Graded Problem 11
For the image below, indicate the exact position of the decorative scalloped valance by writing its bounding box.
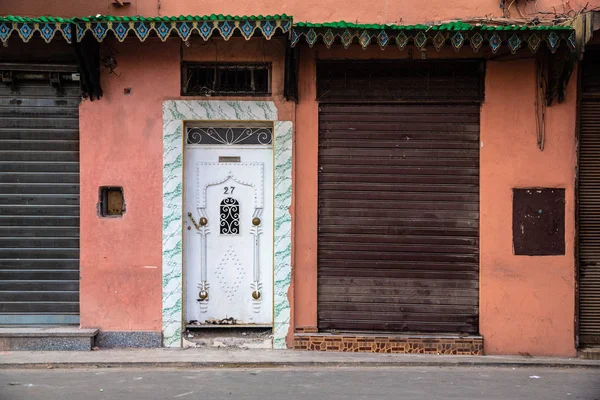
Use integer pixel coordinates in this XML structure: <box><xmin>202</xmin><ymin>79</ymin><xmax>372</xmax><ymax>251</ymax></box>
<box><xmin>291</xmin><ymin>21</ymin><xmax>576</xmax><ymax>54</ymax></box>
<box><xmin>0</xmin><ymin>15</ymin><xmax>576</xmax><ymax>54</ymax></box>
<box><xmin>0</xmin><ymin>15</ymin><xmax>292</xmax><ymax>45</ymax></box>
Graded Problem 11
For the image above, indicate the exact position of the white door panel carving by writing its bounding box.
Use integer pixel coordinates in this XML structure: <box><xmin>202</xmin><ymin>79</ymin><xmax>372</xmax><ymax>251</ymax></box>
<box><xmin>184</xmin><ymin>145</ymin><xmax>273</xmax><ymax>325</ymax></box>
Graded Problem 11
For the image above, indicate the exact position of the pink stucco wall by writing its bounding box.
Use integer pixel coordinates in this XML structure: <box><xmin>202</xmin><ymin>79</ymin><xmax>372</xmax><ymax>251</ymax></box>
<box><xmin>1</xmin><ymin>0</ymin><xmax>598</xmax><ymax>24</ymax></box>
<box><xmin>79</xmin><ymin>39</ymin><xmax>180</xmax><ymax>332</ymax></box>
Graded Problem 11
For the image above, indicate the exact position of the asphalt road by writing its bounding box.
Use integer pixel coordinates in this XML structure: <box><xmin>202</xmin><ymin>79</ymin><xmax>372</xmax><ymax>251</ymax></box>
<box><xmin>0</xmin><ymin>366</ymin><xmax>599</xmax><ymax>400</ymax></box>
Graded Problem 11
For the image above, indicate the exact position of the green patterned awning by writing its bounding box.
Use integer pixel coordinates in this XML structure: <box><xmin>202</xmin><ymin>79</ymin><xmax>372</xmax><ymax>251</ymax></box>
<box><xmin>0</xmin><ymin>15</ymin><xmax>575</xmax><ymax>54</ymax></box>
<box><xmin>0</xmin><ymin>14</ymin><xmax>292</xmax><ymax>44</ymax></box>
<box><xmin>291</xmin><ymin>21</ymin><xmax>576</xmax><ymax>54</ymax></box>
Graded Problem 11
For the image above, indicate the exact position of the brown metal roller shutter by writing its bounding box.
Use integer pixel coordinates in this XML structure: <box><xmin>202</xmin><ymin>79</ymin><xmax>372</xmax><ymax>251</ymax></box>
<box><xmin>0</xmin><ymin>68</ymin><xmax>81</xmax><ymax>325</ymax></box>
<box><xmin>317</xmin><ymin>64</ymin><xmax>481</xmax><ymax>333</ymax></box>
<box><xmin>579</xmin><ymin>51</ymin><xmax>600</xmax><ymax>345</ymax></box>
<box><xmin>317</xmin><ymin>60</ymin><xmax>484</xmax><ymax>103</ymax></box>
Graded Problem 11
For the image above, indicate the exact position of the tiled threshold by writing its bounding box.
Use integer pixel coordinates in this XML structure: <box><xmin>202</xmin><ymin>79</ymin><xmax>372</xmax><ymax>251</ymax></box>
<box><xmin>293</xmin><ymin>332</ymin><xmax>483</xmax><ymax>355</ymax></box>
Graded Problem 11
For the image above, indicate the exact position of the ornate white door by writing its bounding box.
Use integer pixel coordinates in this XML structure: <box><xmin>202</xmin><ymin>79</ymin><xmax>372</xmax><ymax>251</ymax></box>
<box><xmin>184</xmin><ymin>124</ymin><xmax>273</xmax><ymax>326</ymax></box>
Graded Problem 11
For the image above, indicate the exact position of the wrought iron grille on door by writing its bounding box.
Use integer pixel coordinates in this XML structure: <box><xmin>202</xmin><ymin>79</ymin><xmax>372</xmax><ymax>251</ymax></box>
<box><xmin>186</xmin><ymin>126</ymin><xmax>273</xmax><ymax>145</ymax></box>
<box><xmin>220</xmin><ymin>198</ymin><xmax>240</xmax><ymax>235</ymax></box>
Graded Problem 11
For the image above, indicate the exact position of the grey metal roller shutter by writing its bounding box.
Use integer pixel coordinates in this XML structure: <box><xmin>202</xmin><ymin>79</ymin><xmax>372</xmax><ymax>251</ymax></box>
<box><xmin>579</xmin><ymin>52</ymin><xmax>600</xmax><ymax>345</ymax></box>
<box><xmin>0</xmin><ymin>69</ymin><xmax>80</xmax><ymax>325</ymax></box>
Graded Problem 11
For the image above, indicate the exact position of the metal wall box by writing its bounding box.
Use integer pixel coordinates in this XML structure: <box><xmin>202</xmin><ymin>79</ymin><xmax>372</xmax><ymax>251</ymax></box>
<box><xmin>512</xmin><ymin>188</ymin><xmax>565</xmax><ymax>256</ymax></box>
<box><xmin>98</xmin><ymin>186</ymin><xmax>125</xmax><ymax>217</ymax></box>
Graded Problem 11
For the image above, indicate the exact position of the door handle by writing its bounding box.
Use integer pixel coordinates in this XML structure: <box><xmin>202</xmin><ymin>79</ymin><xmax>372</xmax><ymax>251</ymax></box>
<box><xmin>188</xmin><ymin>212</ymin><xmax>208</xmax><ymax>229</ymax></box>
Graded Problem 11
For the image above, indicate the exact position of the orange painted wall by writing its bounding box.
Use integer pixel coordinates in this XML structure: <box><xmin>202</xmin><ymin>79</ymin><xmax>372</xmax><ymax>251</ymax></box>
<box><xmin>479</xmin><ymin>60</ymin><xmax>576</xmax><ymax>356</ymax></box>
<box><xmin>1</xmin><ymin>0</ymin><xmax>598</xmax><ymax>25</ymax></box>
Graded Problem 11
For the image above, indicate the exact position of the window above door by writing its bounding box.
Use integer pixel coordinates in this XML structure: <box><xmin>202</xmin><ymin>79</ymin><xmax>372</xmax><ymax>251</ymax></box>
<box><xmin>181</xmin><ymin>62</ymin><xmax>272</xmax><ymax>97</ymax></box>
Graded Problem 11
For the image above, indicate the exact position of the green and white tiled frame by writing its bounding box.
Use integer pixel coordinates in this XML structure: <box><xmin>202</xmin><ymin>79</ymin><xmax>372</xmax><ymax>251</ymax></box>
<box><xmin>162</xmin><ymin>100</ymin><xmax>292</xmax><ymax>348</ymax></box>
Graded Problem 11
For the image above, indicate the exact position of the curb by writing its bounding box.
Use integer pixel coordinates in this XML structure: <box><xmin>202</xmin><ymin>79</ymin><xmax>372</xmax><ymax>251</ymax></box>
<box><xmin>2</xmin><ymin>360</ymin><xmax>600</xmax><ymax>369</ymax></box>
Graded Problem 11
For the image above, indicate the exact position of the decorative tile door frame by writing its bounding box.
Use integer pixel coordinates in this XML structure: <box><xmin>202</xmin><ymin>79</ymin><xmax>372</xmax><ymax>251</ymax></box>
<box><xmin>162</xmin><ymin>100</ymin><xmax>292</xmax><ymax>348</ymax></box>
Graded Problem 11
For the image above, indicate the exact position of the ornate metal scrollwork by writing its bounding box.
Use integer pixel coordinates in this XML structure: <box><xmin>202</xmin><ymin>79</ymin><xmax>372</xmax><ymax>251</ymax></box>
<box><xmin>187</xmin><ymin>127</ymin><xmax>273</xmax><ymax>145</ymax></box>
<box><xmin>220</xmin><ymin>197</ymin><xmax>240</xmax><ymax>235</ymax></box>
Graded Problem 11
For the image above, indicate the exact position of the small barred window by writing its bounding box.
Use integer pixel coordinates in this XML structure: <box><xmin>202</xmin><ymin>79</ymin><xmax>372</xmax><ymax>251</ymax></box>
<box><xmin>182</xmin><ymin>63</ymin><xmax>271</xmax><ymax>96</ymax></box>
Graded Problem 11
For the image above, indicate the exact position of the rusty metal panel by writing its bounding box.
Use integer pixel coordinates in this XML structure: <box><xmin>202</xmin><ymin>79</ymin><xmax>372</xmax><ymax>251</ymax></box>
<box><xmin>317</xmin><ymin>103</ymin><xmax>480</xmax><ymax>333</ymax></box>
<box><xmin>579</xmin><ymin>55</ymin><xmax>600</xmax><ymax>343</ymax></box>
<box><xmin>0</xmin><ymin>70</ymin><xmax>80</xmax><ymax>325</ymax></box>
<box><xmin>512</xmin><ymin>188</ymin><xmax>565</xmax><ymax>256</ymax></box>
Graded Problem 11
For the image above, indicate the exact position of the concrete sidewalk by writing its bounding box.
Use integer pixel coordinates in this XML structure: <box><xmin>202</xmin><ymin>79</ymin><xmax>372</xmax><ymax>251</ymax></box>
<box><xmin>1</xmin><ymin>348</ymin><xmax>600</xmax><ymax>369</ymax></box>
